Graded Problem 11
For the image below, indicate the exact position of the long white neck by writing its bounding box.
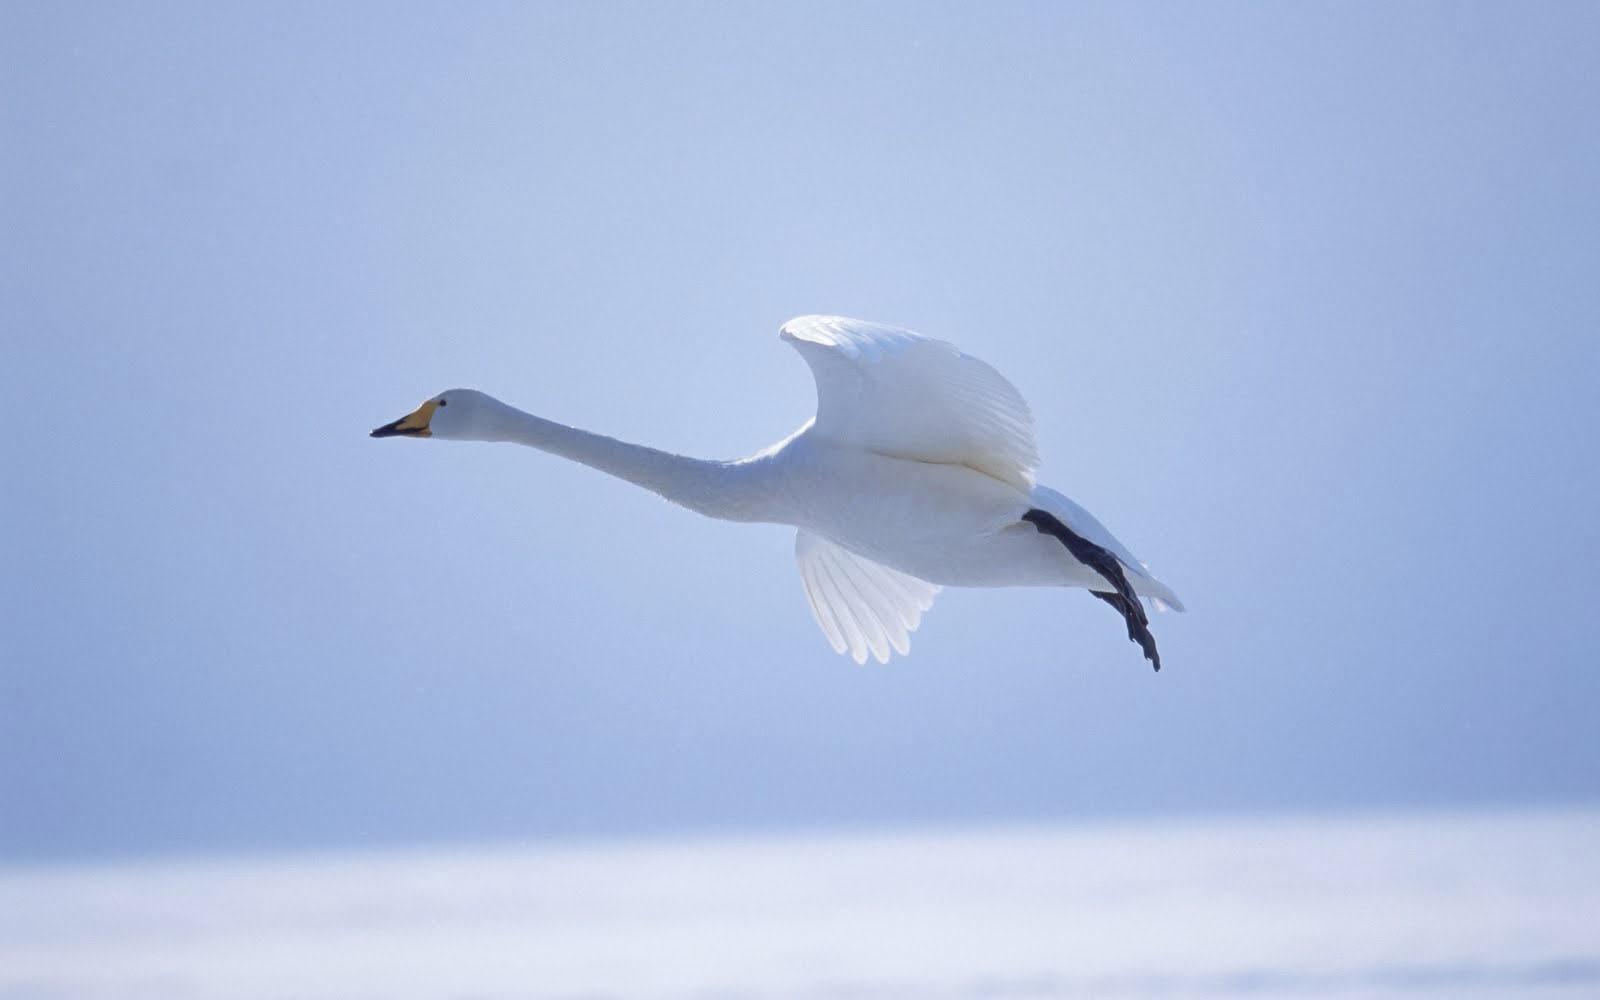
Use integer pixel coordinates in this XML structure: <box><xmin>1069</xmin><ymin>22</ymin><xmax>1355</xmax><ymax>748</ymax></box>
<box><xmin>468</xmin><ymin>398</ymin><xmax>776</xmax><ymax>523</ymax></box>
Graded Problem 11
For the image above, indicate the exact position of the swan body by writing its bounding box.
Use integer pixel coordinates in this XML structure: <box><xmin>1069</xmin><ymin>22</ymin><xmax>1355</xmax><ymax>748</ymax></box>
<box><xmin>372</xmin><ymin>316</ymin><xmax>1183</xmax><ymax>668</ymax></box>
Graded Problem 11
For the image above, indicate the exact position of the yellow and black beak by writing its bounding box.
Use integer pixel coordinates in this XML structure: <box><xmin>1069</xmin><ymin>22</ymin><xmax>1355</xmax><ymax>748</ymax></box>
<box><xmin>370</xmin><ymin>399</ymin><xmax>437</xmax><ymax>438</ymax></box>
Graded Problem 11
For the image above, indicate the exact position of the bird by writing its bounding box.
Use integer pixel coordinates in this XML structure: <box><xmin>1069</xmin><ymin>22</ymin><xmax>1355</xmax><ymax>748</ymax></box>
<box><xmin>372</xmin><ymin>315</ymin><xmax>1183</xmax><ymax>669</ymax></box>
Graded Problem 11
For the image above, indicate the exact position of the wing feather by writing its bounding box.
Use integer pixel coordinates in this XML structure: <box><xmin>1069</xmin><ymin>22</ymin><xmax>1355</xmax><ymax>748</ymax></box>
<box><xmin>799</xmin><ymin>563</ymin><xmax>849</xmax><ymax>656</ymax></box>
<box><xmin>795</xmin><ymin>530</ymin><xmax>942</xmax><ymax>664</ymax></box>
<box><xmin>829</xmin><ymin>548</ymin><xmax>904</xmax><ymax>659</ymax></box>
<box><xmin>818</xmin><ymin>550</ymin><xmax>888</xmax><ymax>664</ymax></box>
<box><xmin>780</xmin><ymin>315</ymin><xmax>1040</xmax><ymax>492</ymax></box>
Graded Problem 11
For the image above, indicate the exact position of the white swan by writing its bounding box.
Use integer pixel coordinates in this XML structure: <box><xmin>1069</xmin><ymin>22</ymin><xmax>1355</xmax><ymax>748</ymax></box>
<box><xmin>372</xmin><ymin>316</ymin><xmax>1184</xmax><ymax>669</ymax></box>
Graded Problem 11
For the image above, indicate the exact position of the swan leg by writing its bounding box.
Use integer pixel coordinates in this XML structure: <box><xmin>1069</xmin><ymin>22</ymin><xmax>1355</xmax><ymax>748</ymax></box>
<box><xmin>1021</xmin><ymin>509</ymin><xmax>1162</xmax><ymax>672</ymax></box>
<box><xmin>1090</xmin><ymin>591</ymin><xmax>1162</xmax><ymax>671</ymax></box>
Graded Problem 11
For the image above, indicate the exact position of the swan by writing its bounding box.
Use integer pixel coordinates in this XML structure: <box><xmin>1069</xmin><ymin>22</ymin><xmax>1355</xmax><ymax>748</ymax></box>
<box><xmin>372</xmin><ymin>316</ymin><xmax>1184</xmax><ymax>669</ymax></box>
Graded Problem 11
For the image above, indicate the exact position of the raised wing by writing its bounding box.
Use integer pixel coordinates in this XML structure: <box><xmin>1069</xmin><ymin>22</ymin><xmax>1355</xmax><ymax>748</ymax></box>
<box><xmin>795</xmin><ymin>530</ymin><xmax>942</xmax><ymax>664</ymax></box>
<box><xmin>780</xmin><ymin>315</ymin><xmax>1040</xmax><ymax>492</ymax></box>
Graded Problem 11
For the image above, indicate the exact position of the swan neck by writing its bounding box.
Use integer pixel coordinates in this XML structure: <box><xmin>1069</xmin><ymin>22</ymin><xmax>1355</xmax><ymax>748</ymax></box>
<box><xmin>484</xmin><ymin>402</ymin><xmax>771</xmax><ymax>522</ymax></box>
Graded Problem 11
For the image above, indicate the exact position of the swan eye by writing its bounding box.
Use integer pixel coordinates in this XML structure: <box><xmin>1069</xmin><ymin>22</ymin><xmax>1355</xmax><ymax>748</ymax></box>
<box><xmin>438</xmin><ymin>399</ymin><xmax>448</xmax><ymax>407</ymax></box>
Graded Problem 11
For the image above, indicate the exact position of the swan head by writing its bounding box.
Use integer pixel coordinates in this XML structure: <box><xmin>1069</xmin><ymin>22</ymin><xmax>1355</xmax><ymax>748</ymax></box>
<box><xmin>370</xmin><ymin>389</ymin><xmax>505</xmax><ymax>442</ymax></box>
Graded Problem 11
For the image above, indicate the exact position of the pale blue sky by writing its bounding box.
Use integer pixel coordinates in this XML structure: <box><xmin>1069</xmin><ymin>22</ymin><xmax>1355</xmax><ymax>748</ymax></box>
<box><xmin>4</xmin><ymin>2</ymin><xmax>1598</xmax><ymax>860</ymax></box>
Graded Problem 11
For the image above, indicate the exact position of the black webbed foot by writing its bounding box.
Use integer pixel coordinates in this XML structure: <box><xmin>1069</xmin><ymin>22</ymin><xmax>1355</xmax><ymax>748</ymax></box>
<box><xmin>1092</xmin><ymin>591</ymin><xmax>1162</xmax><ymax>671</ymax></box>
<box><xmin>1022</xmin><ymin>508</ymin><xmax>1162</xmax><ymax>671</ymax></box>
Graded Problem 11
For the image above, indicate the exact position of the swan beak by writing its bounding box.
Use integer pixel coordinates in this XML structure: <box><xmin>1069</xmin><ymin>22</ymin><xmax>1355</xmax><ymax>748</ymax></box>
<box><xmin>371</xmin><ymin>399</ymin><xmax>437</xmax><ymax>438</ymax></box>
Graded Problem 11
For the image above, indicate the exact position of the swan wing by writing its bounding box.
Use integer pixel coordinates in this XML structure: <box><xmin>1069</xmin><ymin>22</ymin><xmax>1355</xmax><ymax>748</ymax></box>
<box><xmin>795</xmin><ymin>530</ymin><xmax>942</xmax><ymax>664</ymax></box>
<box><xmin>780</xmin><ymin>315</ymin><xmax>1040</xmax><ymax>492</ymax></box>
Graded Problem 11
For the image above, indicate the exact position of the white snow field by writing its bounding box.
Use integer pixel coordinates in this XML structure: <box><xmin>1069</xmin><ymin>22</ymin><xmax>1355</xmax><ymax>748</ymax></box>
<box><xmin>2</xmin><ymin>808</ymin><xmax>1597</xmax><ymax>1000</ymax></box>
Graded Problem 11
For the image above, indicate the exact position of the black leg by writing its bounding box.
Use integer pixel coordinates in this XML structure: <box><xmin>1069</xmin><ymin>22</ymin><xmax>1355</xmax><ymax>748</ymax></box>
<box><xmin>1091</xmin><ymin>591</ymin><xmax>1162</xmax><ymax>671</ymax></box>
<box><xmin>1022</xmin><ymin>509</ymin><xmax>1162</xmax><ymax>672</ymax></box>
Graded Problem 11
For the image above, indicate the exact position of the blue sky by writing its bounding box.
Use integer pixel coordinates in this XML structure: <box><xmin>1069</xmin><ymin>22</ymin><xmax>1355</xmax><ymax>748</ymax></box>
<box><xmin>4</xmin><ymin>2</ymin><xmax>1598</xmax><ymax>860</ymax></box>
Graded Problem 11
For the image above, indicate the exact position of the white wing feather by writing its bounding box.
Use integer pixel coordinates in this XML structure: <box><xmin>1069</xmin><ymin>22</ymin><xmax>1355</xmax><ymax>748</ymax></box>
<box><xmin>795</xmin><ymin>530</ymin><xmax>942</xmax><ymax>664</ymax></box>
<box><xmin>780</xmin><ymin>315</ymin><xmax>1040</xmax><ymax>493</ymax></box>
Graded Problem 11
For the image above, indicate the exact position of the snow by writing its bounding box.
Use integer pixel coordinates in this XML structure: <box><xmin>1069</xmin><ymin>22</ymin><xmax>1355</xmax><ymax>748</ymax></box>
<box><xmin>2</xmin><ymin>808</ymin><xmax>1597</xmax><ymax>999</ymax></box>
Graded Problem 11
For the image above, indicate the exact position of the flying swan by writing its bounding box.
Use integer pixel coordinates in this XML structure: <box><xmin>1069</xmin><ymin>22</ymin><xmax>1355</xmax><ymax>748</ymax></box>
<box><xmin>372</xmin><ymin>316</ymin><xmax>1183</xmax><ymax>669</ymax></box>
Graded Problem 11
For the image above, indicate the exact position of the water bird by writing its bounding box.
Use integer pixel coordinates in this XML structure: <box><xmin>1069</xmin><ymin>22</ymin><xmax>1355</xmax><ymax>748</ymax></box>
<box><xmin>372</xmin><ymin>316</ymin><xmax>1183</xmax><ymax>668</ymax></box>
